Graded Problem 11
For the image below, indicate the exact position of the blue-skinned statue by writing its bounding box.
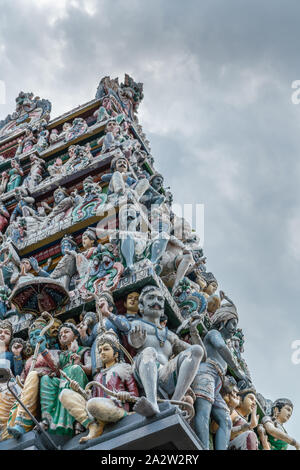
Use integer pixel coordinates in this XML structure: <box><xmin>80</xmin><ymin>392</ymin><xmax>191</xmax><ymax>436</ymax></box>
<box><xmin>192</xmin><ymin>294</ymin><xmax>250</xmax><ymax>450</ymax></box>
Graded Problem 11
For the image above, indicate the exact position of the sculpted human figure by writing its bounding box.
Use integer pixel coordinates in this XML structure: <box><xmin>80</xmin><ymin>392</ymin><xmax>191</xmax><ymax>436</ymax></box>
<box><xmin>5</xmin><ymin>315</ymin><xmax>59</xmax><ymax>439</ymax></box>
<box><xmin>10</xmin><ymin>257</ymin><xmax>49</xmax><ymax>288</ymax></box>
<box><xmin>118</xmin><ymin>285</ymin><xmax>204</xmax><ymax>417</ymax></box>
<box><xmin>39</xmin><ymin>322</ymin><xmax>91</xmax><ymax>436</ymax></box>
<box><xmin>23</xmin><ymin>153</ymin><xmax>45</xmax><ymax>189</ymax></box>
<box><xmin>9</xmin><ymin>188</ymin><xmax>37</xmax><ymax>224</ymax></box>
<box><xmin>257</xmin><ymin>398</ymin><xmax>300</xmax><ymax>450</ymax></box>
<box><xmin>78</xmin><ymin>292</ymin><xmax>131</xmax><ymax>377</ymax></box>
<box><xmin>0</xmin><ymin>203</ymin><xmax>9</xmax><ymax>234</ymax></box>
<box><xmin>159</xmin><ymin>215</ymin><xmax>198</xmax><ymax>293</ymax></box>
<box><xmin>228</xmin><ymin>388</ymin><xmax>259</xmax><ymax>450</ymax></box>
<box><xmin>101</xmin><ymin>153</ymin><xmax>149</xmax><ymax>205</ymax></box>
<box><xmin>192</xmin><ymin>298</ymin><xmax>249</xmax><ymax>450</ymax></box>
<box><xmin>59</xmin><ymin>330</ymin><xmax>139</xmax><ymax>443</ymax></box>
<box><xmin>41</xmin><ymin>187</ymin><xmax>74</xmax><ymax>225</ymax></box>
<box><xmin>6</xmin><ymin>160</ymin><xmax>24</xmax><ymax>192</ymax></box>
<box><xmin>50</xmin><ymin>235</ymin><xmax>78</xmax><ymax>290</ymax></box>
<box><xmin>0</xmin><ymin>321</ymin><xmax>24</xmax><ymax>440</ymax></box>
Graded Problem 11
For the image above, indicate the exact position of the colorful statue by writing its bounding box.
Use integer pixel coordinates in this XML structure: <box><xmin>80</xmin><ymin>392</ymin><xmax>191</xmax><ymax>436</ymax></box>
<box><xmin>192</xmin><ymin>297</ymin><xmax>249</xmax><ymax>450</ymax></box>
<box><xmin>6</xmin><ymin>160</ymin><xmax>24</xmax><ymax>192</ymax></box>
<box><xmin>5</xmin><ymin>314</ymin><xmax>57</xmax><ymax>439</ymax></box>
<box><xmin>0</xmin><ymin>204</ymin><xmax>9</xmax><ymax>234</ymax></box>
<box><xmin>228</xmin><ymin>388</ymin><xmax>259</xmax><ymax>450</ymax></box>
<box><xmin>39</xmin><ymin>322</ymin><xmax>91</xmax><ymax>436</ymax></box>
<box><xmin>79</xmin><ymin>292</ymin><xmax>131</xmax><ymax>376</ymax></box>
<box><xmin>0</xmin><ymin>320</ymin><xmax>24</xmax><ymax>441</ymax></box>
<box><xmin>64</xmin><ymin>117</ymin><xmax>88</xmax><ymax>143</ymax></box>
<box><xmin>50</xmin><ymin>235</ymin><xmax>78</xmax><ymax>290</ymax></box>
<box><xmin>120</xmin><ymin>285</ymin><xmax>204</xmax><ymax>417</ymax></box>
<box><xmin>59</xmin><ymin>329</ymin><xmax>139</xmax><ymax>443</ymax></box>
<box><xmin>63</xmin><ymin>144</ymin><xmax>93</xmax><ymax>174</ymax></box>
<box><xmin>257</xmin><ymin>398</ymin><xmax>300</xmax><ymax>450</ymax></box>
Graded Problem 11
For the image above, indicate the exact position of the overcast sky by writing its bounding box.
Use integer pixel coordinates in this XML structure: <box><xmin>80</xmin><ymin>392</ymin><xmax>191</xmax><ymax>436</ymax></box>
<box><xmin>0</xmin><ymin>0</ymin><xmax>299</xmax><ymax>440</ymax></box>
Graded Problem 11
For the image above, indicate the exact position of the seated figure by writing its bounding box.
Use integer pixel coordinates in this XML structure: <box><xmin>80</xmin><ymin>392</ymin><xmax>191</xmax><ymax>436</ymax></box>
<box><xmin>59</xmin><ymin>329</ymin><xmax>139</xmax><ymax>443</ymax></box>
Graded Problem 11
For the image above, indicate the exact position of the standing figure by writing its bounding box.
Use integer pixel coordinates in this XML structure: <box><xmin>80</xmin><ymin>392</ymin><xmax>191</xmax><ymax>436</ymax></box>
<box><xmin>5</xmin><ymin>315</ymin><xmax>59</xmax><ymax>439</ymax></box>
<box><xmin>78</xmin><ymin>292</ymin><xmax>131</xmax><ymax>377</ymax></box>
<box><xmin>192</xmin><ymin>299</ymin><xmax>249</xmax><ymax>450</ymax></box>
<box><xmin>39</xmin><ymin>322</ymin><xmax>91</xmax><ymax>436</ymax></box>
<box><xmin>50</xmin><ymin>235</ymin><xmax>78</xmax><ymax>290</ymax></box>
<box><xmin>7</xmin><ymin>160</ymin><xmax>24</xmax><ymax>192</ymax></box>
<box><xmin>0</xmin><ymin>320</ymin><xmax>24</xmax><ymax>441</ymax></box>
<box><xmin>257</xmin><ymin>398</ymin><xmax>300</xmax><ymax>450</ymax></box>
<box><xmin>59</xmin><ymin>330</ymin><xmax>139</xmax><ymax>443</ymax></box>
<box><xmin>23</xmin><ymin>154</ymin><xmax>45</xmax><ymax>190</ymax></box>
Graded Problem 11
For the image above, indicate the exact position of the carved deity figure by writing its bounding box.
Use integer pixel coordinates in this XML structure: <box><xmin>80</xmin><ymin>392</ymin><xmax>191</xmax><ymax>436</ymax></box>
<box><xmin>117</xmin><ymin>285</ymin><xmax>204</xmax><ymax>417</ymax></box>
<box><xmin>5</xmin><ymin>315</ymin><xmax>59</xmax><ymax>439</ymax></box>
<box><xmin>0</xmin><ymin>320</ymin><xmax>24</xmax><ymax>441</ymax></box>
<box><xmin>228</xmin><ymin>388</ymin><xmax>259</xmax><ymax>450</ymax></box>
<box><xmin>59</xmin><ymin>330</ymin><xmax>139</xmax><ymax>443</ymax></box>
<box><xmin>257</xmin><ymin>398</ymin><xmax>300</xmax><ymax>450</ymax></box>
<box><xmin>192</xmin><ymin>298</ymin><xmax>249</xmax><ymax>450</ymax></box>
<box><xmin>39</xmin><ymin>322</ymin><xmax>91</xmax><ymax>436</ymax></box>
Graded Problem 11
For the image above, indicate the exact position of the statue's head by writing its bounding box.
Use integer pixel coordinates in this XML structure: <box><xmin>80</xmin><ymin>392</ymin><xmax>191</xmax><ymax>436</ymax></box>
<box><xmin>96</xmin><ymin>330</ymin><xmax>121</xmax><ymax>367</ymax></box>
<box><xmin>0</xmin><ymin>320</ymin><xmax>13</xmax><ymax>349</ymax></box>
<box><xmin>58</xmin><ymin>322</ymin><xmax>79</xmax><ymax>348</ymax></box>
<box><xmin>82</xmin><ymin>228</ymin><xmax>97</xmax><ymax>249</ymax></box>
<box><xmin>111</xmin><ymin>155</ymin><xmax>128</xmax><ymax>173</ymax></box>
<box><xmin>20</xmin><ymin>258</ymin><xmax>32</xmax><ymax>273</ymax></box>
<box><xmin>54</xmin><ymin>187</ymin><xmax>68</xmax><ymax>204</ymax></box>
<box><xmin>48</xmin><ymin>318</ymin><xmax>62</xmax><ymax>338</ymax></box>
<box><xmin>272</xmin><ymin>398</ymin><xmax>294</xmax><ymax>424</ymax></box>
<box><xmin>221</xmin><ymin>376</ymin><xmax>240</xmax><ymax>409</ymax></box>
<box><xmin>150</xmin><ymin>173</ymin><xmax>164</xmax><ymax>191</ymax></box>
<box><xmin>124</xmin><ymin>291</ymin><xmax>140</xmax><ymax>315</ymax></box>
<box><xmin>211</xmin><ymin>299</ymin><xmax>238</xmax><ymax>340</ymax></box>
<box><xmin>139</xmin><ymin>285</ymin><xmax>165</xmax><ymax>320</ymax></box>
<box><xmin>238</xmin><ymin>389</ymin><xmax>257</xmax><ymax>416</ymax></box>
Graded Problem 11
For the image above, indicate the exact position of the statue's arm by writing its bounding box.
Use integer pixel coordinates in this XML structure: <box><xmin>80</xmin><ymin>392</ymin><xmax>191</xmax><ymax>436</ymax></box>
<box><xmin>263</xmin><ymin>419</ymin><xmax>300</xmax><ymax>448</ymax></box>
<box><xmin>107</xmin><ymin>313</ymin><xmax>131</xmax><ymax>334</ymax></box>
<box><xmin>208</xmin><ymin>331</ymin><xmax>243</xmax><ymax>376</ymax></box>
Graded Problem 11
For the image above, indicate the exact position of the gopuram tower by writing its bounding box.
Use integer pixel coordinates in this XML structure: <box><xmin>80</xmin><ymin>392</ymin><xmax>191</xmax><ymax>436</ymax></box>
<box><xmin>0</xmin><ymin>75</ymin><xmax>297</xmax><ymax>451</ymax></box>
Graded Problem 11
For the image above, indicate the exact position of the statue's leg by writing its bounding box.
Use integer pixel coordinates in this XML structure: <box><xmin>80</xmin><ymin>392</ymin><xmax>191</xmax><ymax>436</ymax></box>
<box><xmin>59</xmin><ymin>389</ymin><xmax>91</xmax><ymax>428</ymax></box>
<box><xmin>172</xmin><ymin>252</ymin><xmax>194</xmax><ymax>292</ymax></box>
<box><xmin>120</xmin><ymin>236</ymin><xmax>135</xmax><ymax>271</ymax></box>
<box><xmin>150</xmin><ymin>236</ymin><xmax>169</xmax><ymax>266</ymax></box>
<box><xmin>111</xmin><ymin>171</ymin><xmax>126</xmax><ymax>195</ymax></box>
<box><xmin>6</xmin><ymin>371</ymin><xmax>39</xmax><ymax>439</ymax></box>
<box><xmin>211</xmin><ymin>406</ymin><xmax>232</xmax><ymax>450</ymax></box>
<box><xmin>0</xmin><ymin>389</ymin><xmax>16</xmax><ymax>441</ymax></box>
<box><xmin>134</xmin><ymin>179</ymin><xmax>150</xmax><ymax>199</ymax></box>
<box><xmin>160</xmin><ymin>345</ymin><xmax>203</xmax><ymax>402</ymax></box>
<box><xmin>59</xmin><ymin>389</ymin><xmax>105</xmax><ymax>444</ymax></box>
<box><xmin>134</xmin><ymin>347</ymin><xmax>160</xmax><ymax>416</ymax></box>
<box><xmin>194</xmin><ymin>397</ymin><xmax>212</xmax><ymax>450</ymax></box>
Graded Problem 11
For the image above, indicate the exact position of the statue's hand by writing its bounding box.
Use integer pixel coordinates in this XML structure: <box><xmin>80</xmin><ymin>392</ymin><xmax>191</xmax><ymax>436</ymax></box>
<box><xmin>12</xmin><ymin>342</ymin><xmax>23</xmax><ymax>357</ymax></box>
<box><xmin>29</xmin><ymin>256</ymin><xmax>39</xmax><ymax>272</ymax></box>
<box><xmin>129</xmin><ymin>325</ymin><xmax>147</xmax><ymax>349</ymax></box>
<box><xmin>77</xmin><ymin>322</ymin><xmax>88</xmax><ymax>338</ymax></box>
<box><xmin>36</xmin><ymin>335</ymin><xmax>47</xmax><ymax>352</ymax></box>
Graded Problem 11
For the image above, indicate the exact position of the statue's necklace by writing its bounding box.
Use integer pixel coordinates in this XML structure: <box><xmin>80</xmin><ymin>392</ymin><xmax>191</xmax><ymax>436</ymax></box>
<box><xmin>140</xmin><ymin>319</ymin><xmax>168</xmax><ymax>347</ymax></box>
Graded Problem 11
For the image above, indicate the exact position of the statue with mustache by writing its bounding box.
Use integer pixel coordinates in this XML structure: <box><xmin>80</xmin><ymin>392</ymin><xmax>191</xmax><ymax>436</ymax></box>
<box><xmin>124</xmin><ymin>285</ymin><xmax>204</xmax><ymax>417</ymax></box>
